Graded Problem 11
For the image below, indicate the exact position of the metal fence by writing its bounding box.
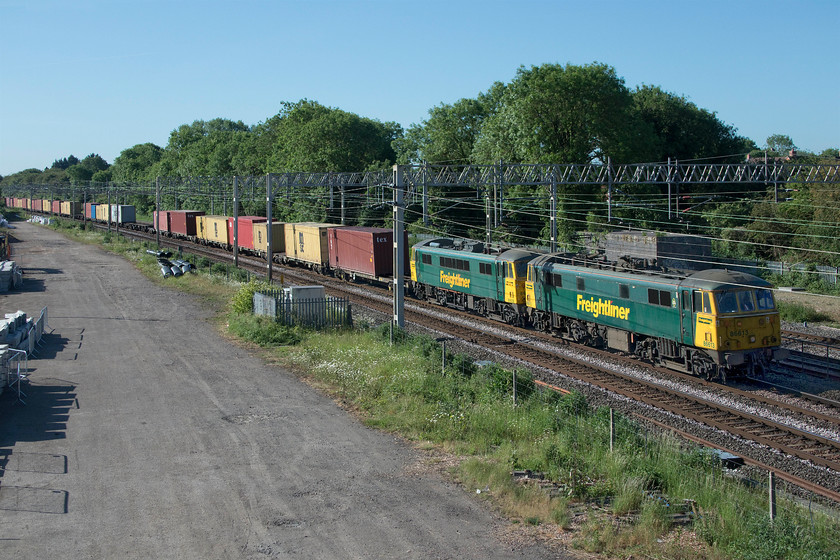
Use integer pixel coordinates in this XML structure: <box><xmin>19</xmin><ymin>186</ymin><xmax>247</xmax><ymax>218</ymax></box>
<box><xmin>253</xmin><ymin>292</ymin><xmax>352</xmax><ymax>329</ymax></box>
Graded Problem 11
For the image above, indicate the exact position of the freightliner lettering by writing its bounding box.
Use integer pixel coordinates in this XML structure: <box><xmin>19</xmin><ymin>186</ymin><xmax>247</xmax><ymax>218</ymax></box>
<box><xmin>576</xmin><ymin>294</ymin><xmax>630</xmax><ymax>320</ymax></box>
<box><xmin>440</xmin><ymin>270</ymin><xmax>471</xmax><ymax>289</ymax></box>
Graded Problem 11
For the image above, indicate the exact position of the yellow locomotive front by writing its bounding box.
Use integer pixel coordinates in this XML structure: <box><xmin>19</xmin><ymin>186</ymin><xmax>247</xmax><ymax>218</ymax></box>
<box><xmin>685</xmin><ymin>270</ymin><xmax>786</xmax><ymax>378</ymax></box>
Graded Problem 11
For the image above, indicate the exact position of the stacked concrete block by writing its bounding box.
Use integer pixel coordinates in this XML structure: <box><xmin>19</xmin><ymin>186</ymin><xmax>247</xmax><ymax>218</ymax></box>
<box><xmin>0</xmin><ymin>260</ymin><xmax>22</xmax><ymax>292</ymax></box>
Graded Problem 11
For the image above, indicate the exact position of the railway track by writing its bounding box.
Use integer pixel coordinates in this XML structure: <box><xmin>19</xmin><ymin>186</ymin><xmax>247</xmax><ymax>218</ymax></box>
<box><xmin>101</xmin><ymin>223</ymin><xmax>840</xmax><ymax>500</ymax></box>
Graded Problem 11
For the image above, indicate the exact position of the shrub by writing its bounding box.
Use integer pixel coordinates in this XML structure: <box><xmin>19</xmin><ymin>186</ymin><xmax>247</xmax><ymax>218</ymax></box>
<box><xmin>777</xmin><ymin>301</ymin><xmax>832</xmax><ymax>323</ymax></box>
<box><xmin>230</xmin><ymin>280</ymin><xmax>274</xmax><ymax>314</ymax></box>
<box><xmin>227</xmin><ymin>313</ymin><xmax>302</xmax><ymax>346</ymax></box>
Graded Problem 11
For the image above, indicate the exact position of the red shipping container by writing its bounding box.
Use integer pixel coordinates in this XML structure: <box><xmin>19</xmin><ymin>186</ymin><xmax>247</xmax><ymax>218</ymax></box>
<box><xmin>227</xmin><ymin>216</ymin><xmax>267</xmax><ymax>251</ymax></box>
<box><xmin>154</xmin><ymin>211</ymin><xmax>171</xmax><ymax>233</ymax></box>
<box><xmin>328</xmin><ymin>226</ymin><xmax>409</xmax><ymax>278</ymax></box>
<box><xmin>52</xmin><ymin>200</ymin><xmax>61</xmax><ymax>214</ymax></box>
<box><xmin>168</xmin><ymin>210</ymin><xmax>205</xmax><ymax>237</ymax></box>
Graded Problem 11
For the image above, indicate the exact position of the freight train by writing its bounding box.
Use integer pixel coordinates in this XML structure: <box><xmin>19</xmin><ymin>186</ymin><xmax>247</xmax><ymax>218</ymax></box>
<box><xmin>6</xmin><ymin>198</ymin><xmax>785</xmax><ymax>380</ymax></box>
<box><xmin>410</xmin><ymin>238</ymin><xmax>785</xmax><ymax>381</ymax></box>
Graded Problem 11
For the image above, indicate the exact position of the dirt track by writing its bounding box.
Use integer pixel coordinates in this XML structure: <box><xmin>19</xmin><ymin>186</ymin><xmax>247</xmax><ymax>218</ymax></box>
<box><xmin>0</xmin><ymin>222</ymin><xmax>570</xmax><ymax>559</ymax></box>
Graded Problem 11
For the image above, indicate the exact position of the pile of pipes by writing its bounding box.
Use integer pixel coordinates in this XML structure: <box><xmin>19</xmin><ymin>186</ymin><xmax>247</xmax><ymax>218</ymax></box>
<box><xmin>146</xmin><ymin>250</ymin><xmax>195</xmax><ymax>278</ymax></box>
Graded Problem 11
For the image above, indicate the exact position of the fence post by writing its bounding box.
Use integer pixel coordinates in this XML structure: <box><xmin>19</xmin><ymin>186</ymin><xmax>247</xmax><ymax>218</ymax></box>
<box><xmin>512</xmin><ymin>370</ymin><xmax>517</xmax><ymax>406</ymax></box>
<box><xmin>610</xmin><ymin>408</ymin><xmax>615</xmax><ymax>452</ymax></box>
<box><xmin>769</xmin><ymin>471</ymin><xmax>777</xmax><ymax>523</ymax></box>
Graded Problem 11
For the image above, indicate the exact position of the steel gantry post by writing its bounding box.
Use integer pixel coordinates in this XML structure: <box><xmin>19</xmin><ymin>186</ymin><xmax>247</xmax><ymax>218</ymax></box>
<box><xmin>233</xmin><ymin>176</ymin><xmax>240</xmax><ymax>268</ymax></box>
<box><xmin>266</xmin><ymin>173</ymin><xmax>274</xmax><ymax>283</ymax></box>
<box><xmin>392</xmin><ymin>165</ymin><xmax>405</xmax><ymax>329</ymax></box>
<box><xmin>550</xmin><ymin>171</ymin><xmax>557</xmax><ymax>253</ymax></box>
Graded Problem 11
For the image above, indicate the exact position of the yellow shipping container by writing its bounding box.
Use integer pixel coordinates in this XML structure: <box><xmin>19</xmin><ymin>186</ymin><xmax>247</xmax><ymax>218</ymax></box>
<box><xmin>284</xmin><ymin>222</ymin><xmax>340</xmax><ymax>266</ymax></box>
<box><xmin>96</xmin><ymin>204</ymin><xmax>110</xmax><ymax>221</ymax></box>
<box><xmin>253</xmin><ymin>221</ymin><xmax>285</xmax><ymax>255</ymax></box>
<box><xmin>60</xmin><ymin>201</ymin><xmax>80</xmax><ymax>216</ymax></box>
<box><xmin>197</xmin><ymin>215</ymin><xmax>229</xmax><ymax>245</ymax></box>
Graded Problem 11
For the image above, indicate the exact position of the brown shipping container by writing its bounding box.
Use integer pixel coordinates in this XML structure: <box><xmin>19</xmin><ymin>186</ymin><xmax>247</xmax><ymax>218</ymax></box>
<box><xmin>227</xmin><ymin>216</ymin><xmax>267</xmax><ymax>251</ymax></box>
<box><xmin>168</xmin><ymin>210</ymin><xmax>205</xmax><ymax>237</ymax></box>
<box><xmin>52</xmin><ymin>200</ymin><xmax>61</xmax><ymax>214</ymax></box>
<box><xmin>252</xmin><ymin>221</ymin><xmax>285</xmax><ymax>254</ymax></box>
<box><xmin>328</xmin><ymin>227</ymin><xmax>409</xmax><ymax>278</ymax></box>
<box><xmin>284</xmin><ymin>222</ymin><xmax>339</xmax><ymax>266</ymax></box>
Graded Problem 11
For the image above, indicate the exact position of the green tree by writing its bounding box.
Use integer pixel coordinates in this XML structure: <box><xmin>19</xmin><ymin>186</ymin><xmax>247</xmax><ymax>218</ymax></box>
<box><xmin>111</xmin><ymin>143</ymin><xmax>164</xmax><ymax>183</ymax></box>
<box><xmin>766</xmin><ymin>134</ymin><xmax>796</xmax><ymax>154</ymax></box>
<box><xmin>399</xmin><ymin>87</ymin><xmax>503</xmax><ymax>165</ymax></box>
<box><xmin>262</xmin><ymin>100</ymin><xmax>400</xmax><ymax>172</ymax></box>
<box><xmin>632</xmin><ymin>85</ymin><xmax>750</xmax><ymax>162</ymax></box>
<box><xmin>472</xmin><ymin>63</ymin><xmax>655</xmax><ymax>164</ymax></box>
<box><xmin>66</xmin><ymin>164</ymin><xmax>93</xmax><ymax>183</ymax></box>
<box><xmin>158</xmin><ymin>118</ymin><xmax>253</xmax><ymax>177</ymax></box>
<box><xmin>51</xmin><ymin>155</ymin><xmax>80</xmax><ymax>170</ymax></box>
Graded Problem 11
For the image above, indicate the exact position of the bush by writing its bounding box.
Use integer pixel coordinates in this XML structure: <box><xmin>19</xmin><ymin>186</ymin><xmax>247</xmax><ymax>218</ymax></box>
<box><xmin>230</xmin><ymin>280</ymin><xmax>274</xmax><ymax>314</ymax></box>
<box><xmin>227</xmin><ymin>313</ymin><xmax>302</xmax><ymax>346</ymax></box>
<box><xmin>777</xmin><ymin>301</ymin><xmax>832</xmax><ymax>323</ymax></box>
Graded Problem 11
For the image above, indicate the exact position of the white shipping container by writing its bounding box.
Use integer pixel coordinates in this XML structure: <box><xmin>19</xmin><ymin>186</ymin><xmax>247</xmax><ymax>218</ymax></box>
<box><xmin>110</xmin><ymin>205</ymin><xmax>137</xmax><ymax>224</ymax></box>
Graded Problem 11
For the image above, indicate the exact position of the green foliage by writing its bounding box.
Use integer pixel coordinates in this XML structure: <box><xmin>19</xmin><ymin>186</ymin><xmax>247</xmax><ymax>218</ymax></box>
<box><xmin>230</xmin><ymin>279</ymin><xmax>273</xmax><ymax>314</ymax></box>
<box><xmin>227</xmin><ymin>313</ymin><xmax>302</xmax><ymax>346</ymax></box>
<box><xmin>262</xmin><ymin>100</ymin><xmax>400</xmax><ymax>172</ymax></box>
<box><xmin>765</xmin><ymin>133</ymin><xmax>796</xmax><ymax>154</ymax></box>
<box><xmin>472</xmin><ymin>62</ymin><xmax>650</xmax><ymax>164</ymax></box>
<box><xmin>776</xmin><ymin>301</ymin><xmax>833</xmax><ymax>323</ymax></box>
<box><xmin>632</xmin><ymin>85</ymin><xmax>749</xmax><ymax>163</ymax></box>
<box><xmin>110</xmin><ymin>143</ymin><xmax>163</xmax><ymax>183</ymax></box>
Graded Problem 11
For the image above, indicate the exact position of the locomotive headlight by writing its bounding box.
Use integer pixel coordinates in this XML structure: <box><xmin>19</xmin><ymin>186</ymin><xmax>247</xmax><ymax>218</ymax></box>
<box><xmin>736</xmin><ymin>320</ymin><xmax>742</xmax><ymax>327</ymax></box>
<box><xmin>750</xmin><ymin>335</ymin><xmax>756</xmax><ymax>343</ymax></box>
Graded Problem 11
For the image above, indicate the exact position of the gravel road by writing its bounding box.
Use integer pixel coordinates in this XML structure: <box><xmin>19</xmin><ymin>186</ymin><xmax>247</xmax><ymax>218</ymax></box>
<box><xmin>0</xmin><ymin>222</ymin><xmax>570</xmax><ymax>559</ymax></box>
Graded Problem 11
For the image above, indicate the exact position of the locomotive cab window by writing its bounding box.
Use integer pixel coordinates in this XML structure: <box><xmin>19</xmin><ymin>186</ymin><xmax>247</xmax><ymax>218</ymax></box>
<box><xmin>737</xmin><ymin>290</ymin><xmax>756</xmax><ymax>312</ymax></box>
<box><xmin>715</xmin><ymin>291</ymin><xmax>739</xmax><ymax>313</ymax></box>
<box><xmin>693</xmin><ymin>291</ymin><xmax>712</xmax><ymax>313</ymax></box>
<box><xmin>549</xmin><ymin>273</ymin><xmax>563</xmax><ymax>288</ymax></box>
<box><xmin>422</xmin><ymin>253</ymin><xmax>432</xmax><ymax>265</ymax></box>
<box><xmin>756</xmin><ymin>288</ymin><xmax>775</xmax><ymax>310</ymax></box>
<box><xmin>479</xmin><ymin>262</ymin><xmax>492</xmax><ymax>275</ymax></box>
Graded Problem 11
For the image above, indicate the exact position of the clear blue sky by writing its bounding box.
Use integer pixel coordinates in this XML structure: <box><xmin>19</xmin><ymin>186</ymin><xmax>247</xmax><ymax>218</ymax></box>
<box><xmin>1</xmin><ymin>0</ymin><xmax>838</xmax><ymax>176</ymax></box>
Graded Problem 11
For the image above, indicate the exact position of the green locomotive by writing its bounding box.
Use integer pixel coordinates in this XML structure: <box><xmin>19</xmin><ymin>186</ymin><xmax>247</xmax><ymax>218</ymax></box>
<box><xmin>410</xmin><ymin>238</ymin><xmax>785</xmax><ymax>381</ymax></box>
<box><xmin>409</xmin><ymin>238</ymin><xmax>539</xmax><ymax>326</ymax></box>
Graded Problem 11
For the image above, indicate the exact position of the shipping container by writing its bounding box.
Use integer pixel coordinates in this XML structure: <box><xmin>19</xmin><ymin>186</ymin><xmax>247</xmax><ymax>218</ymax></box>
<box><xmin>60</xmin><ymin>201</ymin><xmax>81</xmax><ymax>216</ymax></box>
<box><xmin>284</xmin><ymin>222</ymin><xmax>340</xmax><ymax>267</ymax></box>
<box><xmin>328</xmin><ymin>226</ymin><xmax>408</xmax><ymax>278</ymax></box>
<box><xmin>96</xmin><ymin>204</ymin><xmax>110</xmax><ymax>222</ymax></box>
<box><xmin>252</xmin><ymin>221</ymin><xmax>285</xmax><ymax>255</ymax></box>
<box><xmin>154</xmin><ymin>211</ymin><xmax>170</xmax><ymax>232</ymax></box>
<box><xmin>110</xmin><ymin>205</ymin><xmax>136</xmax><ymax>224</ymax></box>
<box><xmin>196</xmin><ymin>215</ymin><xmax>230</xmax><ymax>245</ymax></box>
<box><xmin>228</xmin><ymin>216</ymin><xmax>267</xmax><ymax>251</ymax></box>
<box><xmin>42</xmin><ymin>200</ymin><xmax>50</xmax><ymax>213</ymax></box>
<box><xmin>167</xmin><ymin>210</ymin><xmax>204</xmax><ymax>237</ymax></box>
<box><xmin>51</xmin><ymin>200</ymin><xmax>61</xmax><ymax>214</ymax></box>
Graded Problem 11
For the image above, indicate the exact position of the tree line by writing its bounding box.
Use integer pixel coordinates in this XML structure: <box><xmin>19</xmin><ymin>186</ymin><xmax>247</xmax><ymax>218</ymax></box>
<box><xmin>2</xmin><ymin>62</ymin><xmax>838</xmax><ymax>267</ymax></box>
